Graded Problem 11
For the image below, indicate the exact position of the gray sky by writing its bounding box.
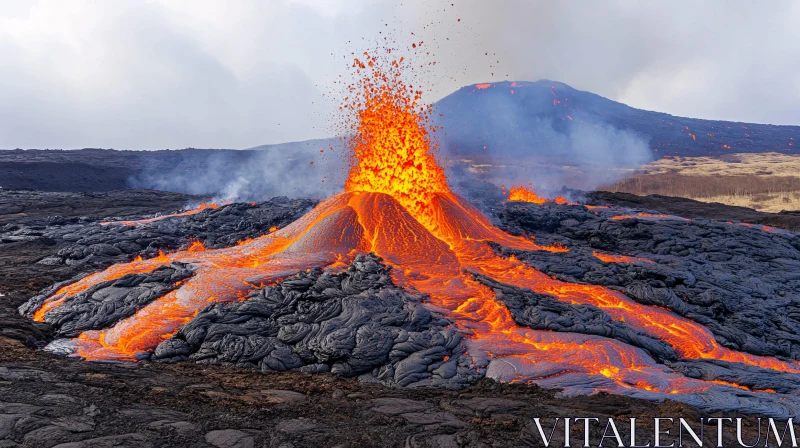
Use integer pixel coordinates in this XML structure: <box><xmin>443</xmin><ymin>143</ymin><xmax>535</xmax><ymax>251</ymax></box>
<box><xmin>1</xmin><ymin>0</ymin><xmax>798</xmax><ymax>150</ymax></box>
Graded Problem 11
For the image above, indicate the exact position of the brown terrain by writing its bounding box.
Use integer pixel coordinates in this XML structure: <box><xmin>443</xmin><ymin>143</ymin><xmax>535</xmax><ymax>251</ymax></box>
<box><xmin>601</xmin><ymin>152</ymin><xmax>800</xmax><ymax>213</ymax></box>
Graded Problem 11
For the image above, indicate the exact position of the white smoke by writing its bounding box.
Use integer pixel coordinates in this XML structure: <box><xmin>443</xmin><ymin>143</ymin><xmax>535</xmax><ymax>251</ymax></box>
<box><xmin>129</xmin><ymin>139</ymin><xmax>349</xmax><ymax>202</ymax></box>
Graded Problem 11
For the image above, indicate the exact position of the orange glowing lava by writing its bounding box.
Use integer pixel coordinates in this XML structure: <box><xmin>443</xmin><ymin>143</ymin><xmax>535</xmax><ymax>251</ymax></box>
<box><xmin>102</xmin><ymin>203</ymin><xmax>220</xmax><ymax>226</ymax></box>
<box><xmin>592</xmin><ymin>251</ymin><xmax>654</xmax><ymax>264</ymax></box>
<box><xmin>553</xmin><ymin>196</ymin><xmax>575</xmax><ymax>205</ymax></box>
<box><xmin>187</xmin><ymin>240</ymin><xmax>206</xmax><ymax>253</ymax></box>
<box><xmin>28</xmin><ymin>50</ymin><xmax>800</xmax><ymax>402</ymax></box>
<box><xmin>737</xmin><ymin>222</ymin><xmax>782</xmax><ymax>233</ymax></box>
<box><xmin>506</xmin><ymin>185</ymin><xmax>577</xmax><ymax>206</ymax></box>
<box><xmin>610</xmin><ymin>212</ymin><xmax>690</xmax><ymax>222</ymax></box>
<box><xmin>343</xmin><ymin>52</ymin><xmax>449</xmax><ymax>229</ymax></box>
<box><xmin>507</xmin><ymin>186</ymin><xmax>547</xmax><ymax>204</ymax></box>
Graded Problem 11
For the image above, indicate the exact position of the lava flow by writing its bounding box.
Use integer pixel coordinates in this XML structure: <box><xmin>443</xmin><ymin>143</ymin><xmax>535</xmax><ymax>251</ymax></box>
<box><xmin>592</xmin><ymin>251</ymin><xmax>654</xmax><ymax>264</ymax></box>
<box><xmin>27</xmin><ymin>50</ymin><xmax>800</xmax><ymax>404</ymax></box>
<box><xmin>507</xmin><ymin>185</ymin><xmax>575</xmax><ymax>205</ymax></box>
<box><xmin>101</xmin><ymin>202</ymin><xmax>221</xmax><ymax>226</ymax></box>
<box><xmin>507</xmin><ymin>186</ymin><xmax>547</xmax><ymax>204</ymax></box>
<box><xmin>610</xmin><ymin>212</ymin><xmax>690</xmax><ymax>222</ymax></box>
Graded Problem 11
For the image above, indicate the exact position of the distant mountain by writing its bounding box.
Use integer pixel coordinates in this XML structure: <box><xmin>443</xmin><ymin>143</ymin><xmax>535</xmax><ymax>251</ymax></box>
<box><xmin>433</xmin><ymin>80</ymin><xmax>799</xmax><ymax>157</ymax></box>
<box><xmin>3</xmin><ymin>80</ymin><xmax>798</xmax><ymax>194</ymax></box>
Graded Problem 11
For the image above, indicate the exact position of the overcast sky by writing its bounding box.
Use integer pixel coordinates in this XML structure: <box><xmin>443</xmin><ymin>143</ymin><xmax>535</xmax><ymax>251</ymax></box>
<box><xmin>1</xmin><ymin>0</ymin><xmax>799</xmax><ymax>150</ymax></box>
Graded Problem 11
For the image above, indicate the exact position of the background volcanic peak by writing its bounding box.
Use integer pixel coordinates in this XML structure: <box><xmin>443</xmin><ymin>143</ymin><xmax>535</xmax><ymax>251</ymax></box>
<box><xmin>436</xmin><ymin>80</ymin><xmax>800</xmax><ymax>158</ymax></box>
<box><xmin>3</xmin><ymin>80</ymin><xmax>800</xmax><ymax>202</ymax></box>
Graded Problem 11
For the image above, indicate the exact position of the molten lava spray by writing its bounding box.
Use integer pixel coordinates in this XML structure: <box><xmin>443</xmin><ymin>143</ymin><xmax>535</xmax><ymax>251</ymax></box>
<box><xmin>343</xmin><ymin>52</ymin><xmax>449</xmax><ymax>228</ymax></box>
<box><xmin>28</xmin><ymin>49</ymin><xmax>800</xmax><ymax>403</ymax></box>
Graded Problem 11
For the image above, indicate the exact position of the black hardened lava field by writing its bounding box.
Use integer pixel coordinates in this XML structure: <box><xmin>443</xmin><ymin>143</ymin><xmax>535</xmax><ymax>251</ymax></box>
<box><xmin>1</xmin><ymin>186</ymin><xmax>799</xmax><ymax>447</ymax></box>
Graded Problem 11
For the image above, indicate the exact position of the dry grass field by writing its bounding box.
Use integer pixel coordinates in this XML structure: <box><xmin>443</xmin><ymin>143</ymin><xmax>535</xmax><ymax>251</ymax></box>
<box><xmin>601</xmin><ymin>152</ymin><xmax>800</xmax><ymax>212</ymax></box>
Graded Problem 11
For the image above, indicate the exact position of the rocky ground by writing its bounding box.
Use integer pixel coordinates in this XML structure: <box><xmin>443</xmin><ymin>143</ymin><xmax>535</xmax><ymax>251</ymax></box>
<box><xmin>1</xmin><ymin>189</ymin><xmax>794</xmax><ymax>447</ymax></box>
<box><xmin>588</xmin><ymin>191</ymin><xmax>800</xmax><ymax>231</ymax></box>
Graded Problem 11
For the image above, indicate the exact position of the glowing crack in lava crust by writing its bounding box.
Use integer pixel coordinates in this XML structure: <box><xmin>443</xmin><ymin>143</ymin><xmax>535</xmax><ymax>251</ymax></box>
<box><xmin>100</xmin><ymin>202</ymin><xmax>221</xmax><ymax>226</ymax></box>
<box><xmin>27</xmin><ymin>52</ymin><xmax>800</xmax><ymax>409</ymax></box>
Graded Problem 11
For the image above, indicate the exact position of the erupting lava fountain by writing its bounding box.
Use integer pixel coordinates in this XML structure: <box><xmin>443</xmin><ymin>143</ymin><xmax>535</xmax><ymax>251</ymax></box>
<box><xmin>26</xmin><ymin>51</ymin><xmax>800</xmax><ymax>412</ymax></box>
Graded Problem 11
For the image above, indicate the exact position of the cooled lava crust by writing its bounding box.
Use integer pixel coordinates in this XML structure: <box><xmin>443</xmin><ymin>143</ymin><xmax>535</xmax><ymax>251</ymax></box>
<box><xmin>14</xmin><ymin>192</ymin><xmax>800</xmax><ymax>418</ymax></box>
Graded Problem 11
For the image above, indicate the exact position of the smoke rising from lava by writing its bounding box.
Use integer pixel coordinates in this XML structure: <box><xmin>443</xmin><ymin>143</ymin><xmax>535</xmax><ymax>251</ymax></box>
<box><xmin>129</xmin><ymin>140</ymin><xmax>349</xmax><ymax>202</ymax></box>
<box><xmin>129</xmin><ymin>81</ymin><xmax>652</xmax><ymax>201</ymax></box>
<box><xmin>433</xmin><ymin>81</ymin><xmax>653</xmax><ymax>196</ymax></box>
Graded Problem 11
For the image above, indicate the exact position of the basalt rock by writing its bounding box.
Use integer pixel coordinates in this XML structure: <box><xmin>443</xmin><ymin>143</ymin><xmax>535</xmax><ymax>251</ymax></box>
<box><xmin>499</xmin><ymin>202</ymin><xmax>800</xmax><ymax>362</ymax></box>
<box><xmin>153</xmin><ymin>254</ymin><xmax>478</xmax><ymax>388</ymax></box>
<box><xmin>35</xmin><ymin>263</ymin><xmax>195</xmax><ymax>338</ymax></box>
<box><xmin>669</xmin><ymin>359</ymin><xmax>800</xmax><ymax>395</ymax></box>
<box><xmin>470</xmin><ymin>272</ymin><xmax>679</xmax><ymax>362</ymax></box>
<box><xmin>3</xmin><ymin>196</ymin><xmax>317</xmax><ymax>271</ymax></box>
